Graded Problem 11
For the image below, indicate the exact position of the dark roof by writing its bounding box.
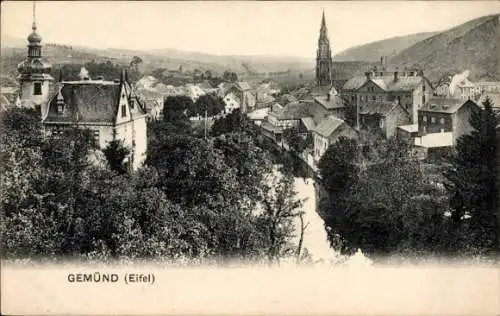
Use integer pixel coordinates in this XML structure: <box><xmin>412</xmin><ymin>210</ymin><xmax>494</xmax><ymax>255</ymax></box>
<box><xmin>300</xmin><ymin>117</ymin><xmax>316</xmax><ymax>131</ymax></box>
<box><xmin>359</xmin><ymin>101</ymin><xmax>400</xmax><ymax>116</ymax></box>
<box><xmin>314</xmin><ymin>95</ymin><xmax>344</xmax><ymax>110</ymax></box>
<box><xmin>343</xmin><ymin>76</ymin><xmax>367</xmax><ymax>91</ymax></box>
<box><xmin>332</xmin><ymin>79</ymin><xmax>348</xmax><ymax>93</ymax></box>
<box><xmin>272</xmin><ymin>101</ymin><xmax>313</xmax><ymax>120</ymax></box>
<box><xmin>44</xmin><ymin>80</ymin><xmax>146</xmax><ymax>124</ymax></box>
<box><xmin>344</xmin><ymin>74</ymin><xmax>427</xmax><ymax>92</ymax></box>
<box><xmin>312</xmin><ymin>116</ymin><xmax>345</xmax><ymax>137</ymax></box>
<box><xmin>419</xmin><ymin>98</ymin><xmax>476</xmax><ymax>114</ymax></box>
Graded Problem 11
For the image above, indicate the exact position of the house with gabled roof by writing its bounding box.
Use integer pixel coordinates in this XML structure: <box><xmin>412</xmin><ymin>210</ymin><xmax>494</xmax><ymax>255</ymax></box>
<box><xmin>342</xmin><ymin>67</ymin><xmax>433</xmax><ymax>125</ymax></box>
<box><xmin>43</xmin><ymin>68</ymin><xmax>148</xmax><ymax>171</ymax></box>
<box><xmin>415</xmin><ymin>98</ymin><xmax>480</xmax><ymax>148</ymax></box>
<box><xmin>313</xmin><ymin>93</ymin><xmax>346</xmax><ymax>119</ymax></box>
<box><xmin>358</xmin><ymin>100</ymin><xmax>411</xmax><ymax>139</ymax></box>
<box><xmin>312</xmin><ymin>116</ymin><xmax>358</xmax><ymax>162</ymax></box>
<box><xmin>224</xmin><ymin>81</ymin><xmax>256</xmax><ymax>113</ymax></box>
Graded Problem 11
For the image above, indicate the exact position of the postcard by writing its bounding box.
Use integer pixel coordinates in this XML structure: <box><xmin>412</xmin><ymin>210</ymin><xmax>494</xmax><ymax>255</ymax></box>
<box><xmin>1</xmin><ymin>1</ymin><xmax>499</xmax><ymax>315</ymax></box>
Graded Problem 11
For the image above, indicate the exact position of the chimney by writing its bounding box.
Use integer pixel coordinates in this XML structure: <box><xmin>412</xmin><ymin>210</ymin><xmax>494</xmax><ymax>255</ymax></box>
<box><xmin>394</xmin><ymin>67</ymin><xmax>399</xmax><ymax>82</ymax></box>
<box><xmin>365</xmin><ymin>71</ymin><xmax>372</xmax><ymax>80</ymax></box>
<box><xmin>380</xmin><ymin>56</ymin><xmax>384</xmax><ymax>68</ymax></box>
<box><xmin>327</xmin><ymin>93</ymin><xmax>331</xmax><ymax>101</ymax></box>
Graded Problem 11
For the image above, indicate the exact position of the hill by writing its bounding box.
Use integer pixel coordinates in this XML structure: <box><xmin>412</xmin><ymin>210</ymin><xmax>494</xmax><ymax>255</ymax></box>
<box><xmin>333</xmin><ymin>32</ymin><xmax>438</xmax><ymax>62</ymax></box>
<box><xmin>389</xmin><ymin>14</ymin><xmax>500</xmax><ymax>82</ymax></box>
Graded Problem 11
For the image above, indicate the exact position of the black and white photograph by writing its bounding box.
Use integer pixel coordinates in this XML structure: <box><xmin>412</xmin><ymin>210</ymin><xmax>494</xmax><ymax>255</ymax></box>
<box><xmin>1</xmin><ymin>1</ymin><xmax>499</xmax><ymax>314</ymax></box>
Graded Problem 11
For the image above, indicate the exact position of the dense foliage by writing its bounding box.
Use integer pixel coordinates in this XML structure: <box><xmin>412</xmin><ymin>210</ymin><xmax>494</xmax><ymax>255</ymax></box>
<box><xmin>1</xmin><ymin>106</ymin><xmax>304</xmax><ymax>264</ymax></box>
<box><xmin>317</xmin><ymin>99</ymin><xmax>499</xmax><ymax>260</ymax></box>
<box><xmin>444</xmin><ymin>97</ymin><xmax>499</xmax><ymax>254</ymax></box>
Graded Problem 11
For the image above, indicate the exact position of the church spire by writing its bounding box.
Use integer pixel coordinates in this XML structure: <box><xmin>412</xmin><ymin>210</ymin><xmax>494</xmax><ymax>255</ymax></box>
<box><xmin>316</xmin><ymin>11</ymin><xmax>333</xmax><ymax>87</ymax></box>
<box><xmin>320</xmin><ymin>11</ymin><xmax>326</xmax><ymax>34</ymax></box>
<box><xmin>32</xmin><ymin>1</ymin><xmax>37</xmax><ymax>31</ymax></box>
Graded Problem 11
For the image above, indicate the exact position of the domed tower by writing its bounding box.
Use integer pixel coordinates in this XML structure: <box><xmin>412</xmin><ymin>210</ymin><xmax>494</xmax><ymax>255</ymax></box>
<box><xmin>316</xmin><ymin>11</ymin><xmax>333</xmax><ymax>87</ymax></box>
<box><xmin>17</xmin><ymin>2</ymin><xmax>54</xmax><ymax>116</ymax></box>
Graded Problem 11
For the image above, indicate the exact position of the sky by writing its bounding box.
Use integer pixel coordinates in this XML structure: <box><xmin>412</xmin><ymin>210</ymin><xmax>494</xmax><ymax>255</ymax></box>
<box><xmin>2</xmin><ymin>1</ymin><xmax>500</xmax><ymax>59</ymax></box>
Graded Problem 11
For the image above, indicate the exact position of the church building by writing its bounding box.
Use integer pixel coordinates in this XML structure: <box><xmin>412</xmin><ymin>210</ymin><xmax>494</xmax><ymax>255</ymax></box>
<box><xmin>16</xmin><ymin>5</ymin><xmax>148</xmax><ymax>171</ymax></box>
<box><xmin>315</xmin><ymin>11</ymin><xmax>333</xmax><ymax>90</ymax></box>
<box><xmin>16</xmin><ymin>6</ymin><xmax>54</xmax><ymax>115</ymax></box>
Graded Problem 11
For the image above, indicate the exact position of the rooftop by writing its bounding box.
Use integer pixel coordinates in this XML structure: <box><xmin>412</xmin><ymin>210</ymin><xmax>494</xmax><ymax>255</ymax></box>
<box><xmin>270</xmin><ymin>101</ymin><xmax>313</xmax><ymax>120</ymax></box>
<box><xmin>314</xmin><ymin>95</ymin><xmax>344</xmax><ymax>110</ymax></box>
<box><xmin>44</xmin><ymin>80</ymin><xmax>146</xmax><ymax>125</ymax></box>
<box><xmin>343</xmin><ymin>73</ymin><xmax>427</xmax><ymax>92</ymax></box>
<box><xmin>359</xmin><ymin>101</ymin><xmax>400</xmax><ymax>116</ymax></box>
<box><xmin>398</xmin><ymin>124</ymin><xmax>419</xmax><ymax>133</ymax></box>
<box><xmin>312</xmin><ymin>116</ymin><xmax>345</xmax><ymax>137</ymax></box>
<box><xmin>419</xmin><ymin>98</ymin><xmax>476</xmax><ymax>113</ymax></box>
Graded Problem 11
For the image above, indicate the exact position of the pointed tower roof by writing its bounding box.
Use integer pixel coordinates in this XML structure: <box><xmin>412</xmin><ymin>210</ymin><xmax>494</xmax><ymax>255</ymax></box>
<box><xmin>319</xmin><ymin>10</ymin><xmax>329</xmax><ymax>42</ymax></box>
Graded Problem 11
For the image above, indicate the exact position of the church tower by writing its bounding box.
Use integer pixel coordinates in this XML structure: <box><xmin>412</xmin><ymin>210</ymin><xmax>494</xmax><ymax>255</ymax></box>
<box><xmin>17</xmin><ymin>2</ymin><xmax>54</xmax><ymax>116</ymax></box>
<box><xmin>316</xmin><ymin>11</ymin><xmax>333</xmax><ymax>87</ymax></box>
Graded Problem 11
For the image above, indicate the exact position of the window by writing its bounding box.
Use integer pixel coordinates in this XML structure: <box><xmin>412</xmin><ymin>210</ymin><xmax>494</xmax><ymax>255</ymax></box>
<box><xmin>34</xmin><ymin>82</ymin><xmax>42</xmax><ymax>95</ymax></box>
<box><xmin>440</xmin><ymin>118</ymin><xmax>445</xmax><ymax>124</ymax></box>
<box><xmin>379</xmin><ymin>118</ymin><xmax>385</xmax><ymax>129</ymax></box>
<box><xmin>423</xmin><ymin>116</ymin><xmax>427</xmax><ymax>122</ymax></box>
<box><xmin>372</xmin><ymin>95</ymin><xmax>376</xmax><ymax>101</ymax></box>
<box><xmin>121</xmin><ymin>104</ymin><xmax>127</xmax><ymax>117</ymax></box>
<box><xmin>57</xmin><ymin>104</ymin><xmax>64</xmax><ymax>113</ymax></box>
<box><xmin>92</xmin><ymin>130</ymin><xmax>100</xmax><ymax>147</ymax></box>
<box><xmin>130</xmin><ymin>99</ymin><xmax>135</xmax><ymax>109</ymax></box>
<box><xmin>431</xmin><ymin>117</ymin><xmax>436</xmax><ymax>123</ymax></box>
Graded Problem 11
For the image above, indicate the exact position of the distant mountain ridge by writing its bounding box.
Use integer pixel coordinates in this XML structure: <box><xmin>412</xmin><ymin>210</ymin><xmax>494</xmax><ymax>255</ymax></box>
<box><xmin>333</xmin><ymin>32</ymin><xmax>438</xmax><ymax>62</ymax></box>
<box><xmin>1</xmin><ymin>35</ymin><xmax>314</xmax><ymax>77</ymax></box>
<box><xmin>389</xmin><ymin>14</ymin><xmax>500</xmax><ymax>82</ymax></box>
<box><xmin>334</xmin><ymin>14</ymin><xmax>500</xmax><ymax>82</ymax></box>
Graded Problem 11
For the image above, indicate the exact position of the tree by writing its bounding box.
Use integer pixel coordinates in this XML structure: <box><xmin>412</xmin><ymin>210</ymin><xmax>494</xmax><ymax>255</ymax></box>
<box><xmin>103</xmin><ymin>140</ymin><xmax>131</xmax><ymax>174</ymax></box>
<box><xmin>445</xmin><ymin>97</ymin><xmax>499</xmax><ymax>254</ymax></box>
<box><xmin>194</xmin><ymin>94</ymin><xmax>225</xmax><ymax>117</ymax></box>
<box><xmin>282</xmin><ymin>128</ymin><xmax>313</xmax><ymax>155</ymax></box>
<box><xmin>210</xmin><ymin>109</ymin><xmax>259</xmax><ymax>138</ymax></box>
<box><xmin>257</xmin><ymin>172</ymin><xmax>305</xmax><ymax>264</ymax></box>
<box><xmin>317</xmin><ymin>137</ymin><xmax>359</xmax><ymax>198</ymax></box>
<box><xmin>163</xmin><ymin>95</ymin><xmax>195</xmax><ymax>121</ymax></box>
<box><xmin>320</xmin><ymin>138</ymin><xmax>450</xmax><ymax>257</ymax></box>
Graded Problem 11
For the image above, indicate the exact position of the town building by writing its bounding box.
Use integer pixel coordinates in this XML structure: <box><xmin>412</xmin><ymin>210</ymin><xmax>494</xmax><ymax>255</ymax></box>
<box><xmin>358</xmin><ymin>100</ymin><xmax>411</xmax><ymax>139</ymax></box>
<box><xmin>224</xmin><ymin>81</ymin><xmax>256</xmax><ymax>113</ymax></box>
<box><xmin>342</xmin><ymin>67</ymin><xmax>433</xmax><ymax>125</ymax></box>
<box><xmin>414</xmin><ymin>98</ymin><xmax>480</xmax><ymax>149</ymax></box>
<box><xmin>312</xmin><ymin>116</ymin><xmax>358</xmax><ymax>162</ymax></box>
<box><xmin>313</xmin><ymin>92</ymin><xmax>346</xmax><ymax>120</ymax></box>
<box><xmin>43</xmin><ymin>69</ymin><xmax>148</xmax><ymax>171</ymax></box>
<box><xmin>452</xmin><ymin>77</ymin><xmax>476</xmax><ymax>100</ymax></box>
<box><xmin>316</xmin><ymin>11</ymin><xmax>333</xmax><ymax>88</ymax></box>
<box><xmin>223</xmin><ymin>91</ymin><xmax>241</xmax><ymax>114</ymax></box>
<box><xmin>16</xmin><ymin>11</ymin><xmax>55</xmax><ymax>115</ymax></box>
<box><xmin>184</xmin><ymin>83</ymin><xmax>206</xmax><ymax>101</ymax></box>
<box><xmin>475</xmin><ymin>82</ymin><xmax>500</xmax><ymax>95</ymax></box>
